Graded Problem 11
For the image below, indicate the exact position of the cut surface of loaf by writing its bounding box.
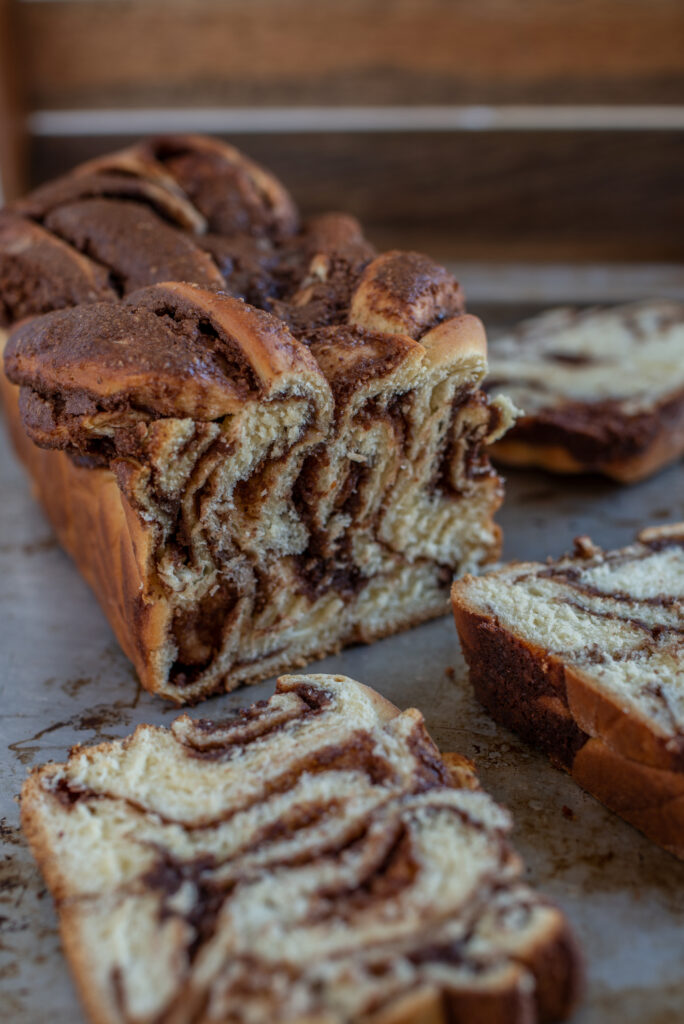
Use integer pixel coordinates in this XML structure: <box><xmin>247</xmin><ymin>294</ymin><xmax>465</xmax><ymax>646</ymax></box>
<box><xmin>485</xmin><ymin>300</ymin><xmax>684</xmax><ymax>482</ymax></box>
<box><xmin>21</xmin><ymin>672</ymin><xmax>581</xmax><ymax>1024</ymax></box>
<box><xmin>0</xmin><ymin>135</ymin><xmax>514</xmax><ymax>702</ymax></box>
<box><xmin>452</xmin><ymin>525</ymin><xmax>684</xmax><ymax>857</ymax></box>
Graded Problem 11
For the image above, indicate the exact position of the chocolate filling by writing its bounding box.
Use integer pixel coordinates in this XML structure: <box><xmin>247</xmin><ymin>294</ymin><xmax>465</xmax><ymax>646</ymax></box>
<box><xmin>170</xmin><ymin>583</ymin><xmax>241</xmax><ymax>685</ymax></box>
<box><xmin>503</xmin><ymin>389</ymin><xmax>684</xmax><ymax>466</ymax></box>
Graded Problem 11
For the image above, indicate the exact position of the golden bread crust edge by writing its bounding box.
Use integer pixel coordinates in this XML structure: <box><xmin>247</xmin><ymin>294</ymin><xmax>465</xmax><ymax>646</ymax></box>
<box><xmin>490</xmin><ymin>415</ymin><xmax>684</xmax><ymax>483</ymax></box>
<box><xmin>0</xmin><ymin>364</ymin><xmax>166</xmax><ymax>691</ymax></box>
<box><xmin>451</xmin><ymin>586</ymin><xmax>684</xmax><ymax>858</ymax></box>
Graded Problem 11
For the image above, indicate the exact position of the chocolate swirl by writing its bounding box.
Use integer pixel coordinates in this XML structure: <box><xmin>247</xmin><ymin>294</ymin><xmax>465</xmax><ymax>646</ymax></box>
<box><xmin>21</xmin><ymin>674</ymin><xmax>581</xmax><ymax>1024</ymax></box>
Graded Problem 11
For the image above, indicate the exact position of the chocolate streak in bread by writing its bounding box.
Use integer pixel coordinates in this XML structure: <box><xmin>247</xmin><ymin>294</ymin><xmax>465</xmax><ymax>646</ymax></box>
<box><xmin>21</xmin><ymin>673</ymin><xmax>582</xmax><ymax>1024</ymax></box>
<box><xmin>485</xmin><ymin>302</ymin><xmax>684</xmax><ymax>483</ymax></box>
<box><xmin>452</xmin><ymin>526</ymin><xmax>684</xmax><ymax>858</ymax></box>
<box><xmin>1</xmin><ymin>135</ymin><xmax>515</xmax><ymax>702</ymax></box>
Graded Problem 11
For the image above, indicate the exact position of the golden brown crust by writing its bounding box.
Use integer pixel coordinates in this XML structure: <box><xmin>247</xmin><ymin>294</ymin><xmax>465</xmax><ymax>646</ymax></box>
<box><xmin>43</xmin><ymin>198</ymin><xmax>225</xmax><ymax>295</ymax></box>
<box><xmin>572</xmin><ymin>738</ymin><xmax>684</xmax><ymax>859</ymax></box>
<box><xmin>142</xmin><ymin>133</ymin><xmax>300</xmax><ymax>237</ymax></box>
<box><xmin>58</xmin><ymin>905</ymin><xmax>119</xmax><ymax>1024</ymax></box>
<box><xmin>452</xmin><ymin>580</ymin><xmax>684</xmax><ymax>858</ymax></box>
<box><xmin>1</xmin><ymin>368</ymin><xmax>164</xmax><ymax>689</ymax></box>
<box><xmin>14</xmin><ymin>168</ymin><xmax>208</xmax><ymax>234</ymax></box>
<box><xmin>15</xmin><ymin>792</ymin><xmax>124</xmax><ymax>1024</ymax></box>
<box><xmin>441</xmin><ymin>751</ymin><xmax>480</xmax><ymax>790</ymax></box>
<box><xmin>420</xmin><ymin>313</ymin><xmax>488</xmax><ymax>372</ymax></box>
<box><xmin>490</xmin><ymin>423</ymin><xmax>684</xmax><ymax>484</ymax></box>
<box><xmin>515</xmin><ymin>913</ymin><xmax>585</xmax><ymax>1024</ymax></box>
<box><xmin>369</xmin><ymin>976</ymin><xmax>536</xmax><ymax>1024</ymax></box>
<box><xmin>5</xmin><ymin>283</ymin><xmax>329</xmax><ymax>450</ymax></box>
<box><xmin>69</xmin><ymin>134</ymin><xmax>299</xmax><ymax>240</ymax></box>
<box><xmin>349</xmin><ymin>251</ymin><xmax>464</xmax><ymax>340</ymax></box>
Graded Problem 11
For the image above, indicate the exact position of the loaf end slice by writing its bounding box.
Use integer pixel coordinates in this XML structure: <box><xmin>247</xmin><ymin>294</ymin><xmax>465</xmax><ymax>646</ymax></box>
<box><xmin>485</xmin><ymin>301</ymin><xmax>684</xmax><ymax>483</ymax></box>
<box><xmin>452</xmin><ymin>525</ymin><xmax>684</xmax><ymax>857</ymax></box>
<box><xmin>21</xmin><ymin>673</ymin><xmax>582</xmax><ymax>1024</ymax></box>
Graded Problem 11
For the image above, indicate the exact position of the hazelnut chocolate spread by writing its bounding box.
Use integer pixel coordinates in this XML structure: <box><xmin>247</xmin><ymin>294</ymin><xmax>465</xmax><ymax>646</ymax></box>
<box><xmin>21</xmin><ymin>674</ymin><xmax>582</xmax><ymax>1023</ymax></box>
<box><xmin>1</xmin><ymin>135</ymin><xmax>512</xmax><ymax>703</ymax></box>
<box><xmin>308</xmin><ymin>325</ymin><xmax>416</xmax><ymax>403</ymax></box>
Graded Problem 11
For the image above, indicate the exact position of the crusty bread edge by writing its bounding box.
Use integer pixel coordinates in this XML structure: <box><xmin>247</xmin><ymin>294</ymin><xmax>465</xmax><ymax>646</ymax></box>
<box><xmin>451</xmin><ymin>585</ymin><xmax>684</xmax><ymax>858</ymax></box>
<box><xmin>0</xmin><ymin>362</ymin><xmax>168</xmax><ymax>693</ymax></box>
<box><xmin>490</xmin><ymin>413</ymin><xmax>684</xmax><ymax>483</ymax></box>
<box><xmin>21</xmin><ymin>768</ymin><xmax>123</xmax><ymax>1024</ymax></box>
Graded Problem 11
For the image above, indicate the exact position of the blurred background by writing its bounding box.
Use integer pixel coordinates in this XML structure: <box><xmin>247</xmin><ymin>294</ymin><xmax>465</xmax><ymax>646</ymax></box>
<box><xmin>1</xmin><ymin>0</ymin><xmax>683</xmax><ymax>308</ymax></box>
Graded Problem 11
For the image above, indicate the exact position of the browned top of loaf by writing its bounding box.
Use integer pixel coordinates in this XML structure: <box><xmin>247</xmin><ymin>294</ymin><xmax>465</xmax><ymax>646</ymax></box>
<box><xmin>5</xmin><ymin>281</ymin><xmax>328</xmax><ymax>455</ymax></box>
<box><xmin>1</xmin><ymin>134</ymin><xmax>477</xmax><ymax>459</ymax></box>
<box><xmin>0</xmin><ymin>211</ymin><xmax>115</xmax><ymax>324</ymax></box>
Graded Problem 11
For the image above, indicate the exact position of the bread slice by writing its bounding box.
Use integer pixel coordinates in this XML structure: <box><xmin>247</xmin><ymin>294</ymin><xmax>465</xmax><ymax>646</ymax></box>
<box><xmin>485</xmin><ymin>300</ymin><xmax>684</xmax><ymax>482</ymax></box>
<box><xmin>1</xmin><ymin>135</ymin><xmax>515</xmax><ymax>703</ymax></box>
<box><xmin>452</xmin><ymin>525</ymin><xmax>684</xmax><ymax>857</ymax></box>
<box><xmin>21</xmin><ymin>673</ymin><xmax>581</xmax><ymax>1024</ymax></box>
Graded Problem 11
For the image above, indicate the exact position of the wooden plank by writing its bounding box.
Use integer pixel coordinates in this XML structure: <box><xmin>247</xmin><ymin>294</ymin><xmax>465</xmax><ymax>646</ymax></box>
<box><xmin>0</xmin><ymin>0</ymin><xmax>28</xmax><ymax>200</ymax></box>
<box><xmin>29</xmin><ymin>130</ymin><xmax>684</xmax><ymax>263</ymax></box>
<box><xmin>16</xmin><ymin>0</ymin><xmax>684</xmax><ymax>110</ymax></box>
<box><xmin>27</xmin><ymin>106</ymin><xmax>684</xmax><ymax>136</ymax></box>
<box><xmin>453</xmin><ymin>263</ymin><xmax>684</xmax><ymax>305</ymax></box>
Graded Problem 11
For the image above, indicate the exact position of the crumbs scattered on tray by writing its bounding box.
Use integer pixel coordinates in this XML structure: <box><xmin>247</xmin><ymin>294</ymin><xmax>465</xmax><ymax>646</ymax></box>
<box><xmin>444</xmin><ymin>666</ymin><xmax>455</xmax><ymax>680</ymax></box>
<box><xmin>8</xmin><ymin>689</ymin><xmax>143</xmax><ymax>765</ymax></box>
<box><xmin>0</xmin><ymin>819</ymin><xmax>22</xmax><ymax>846</ymax></box>
<box><xmin>561</xmin><ymin>805</ymin><xmax>575</xmax><ymax>821</ymax></box>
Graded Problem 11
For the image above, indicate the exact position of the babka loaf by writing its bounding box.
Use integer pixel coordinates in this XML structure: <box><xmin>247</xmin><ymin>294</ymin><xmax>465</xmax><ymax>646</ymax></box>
<box><xmin>452</xmin><ymin>524</ymin><xmax>684</xmax><ymax>857</ymax></box>
<box><xmin>21</xmin><ymin>672</ymin><xmax>582</xmax><ymax>1024</ymax></box>
<box><xmin>0</xmin><ymin>135</ymin><xmax>514</xmax><ymax>702</ymax></box>
<box><xmin>485</xmin><ymin>300</ymin><xmax>684</xmax><ymax>482</ymax></box>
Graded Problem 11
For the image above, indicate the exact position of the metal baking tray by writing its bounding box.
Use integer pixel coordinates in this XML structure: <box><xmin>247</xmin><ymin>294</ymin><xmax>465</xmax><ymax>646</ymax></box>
<box><xmin>2</xmin><ymin>305</ymin><xmax>683</xmax><ymax>1023</ymax></box>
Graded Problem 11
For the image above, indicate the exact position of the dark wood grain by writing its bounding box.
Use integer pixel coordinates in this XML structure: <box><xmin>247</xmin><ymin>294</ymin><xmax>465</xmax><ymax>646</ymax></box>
<box><xmin>0</xmin><ymin>0</ymin><xmax>27</xmax><ymax>201</ymax></box>
<box><xmin>16</xmin><ymin>0</ymin><xmax>684</xmax><ymax>110</ymax></box>
<box><xmin>8</xmin><ymin>0</ymin><xmax>684</xmax><ymax>260</ymax></box>
<box><xmin>30</xmin><ymin>129</ymin><xmax>684</xmax><ymax>262</ymax></box>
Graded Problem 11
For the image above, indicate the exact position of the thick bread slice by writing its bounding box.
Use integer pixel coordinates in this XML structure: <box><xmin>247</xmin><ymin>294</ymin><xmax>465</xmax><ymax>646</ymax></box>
<box><xmin>485</xmin><ymin>300</ymin><xmax>684</xmax><ymax>483</ymax></box>
<box><xmin>452</xmin><ymin>526</ymin><xmax>684</xmax><ymax>857</ymax></box>
<box><xmin>21</xmin><ymin>673</ymin><xmax>582</xmax><ymax>1024</ymax></box>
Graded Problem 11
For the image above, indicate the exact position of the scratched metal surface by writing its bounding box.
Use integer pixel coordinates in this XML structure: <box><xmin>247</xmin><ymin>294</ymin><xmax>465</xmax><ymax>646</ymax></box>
<box><xmin>2</xmin><ymin>370</ymin><xmax>684</xmax><ymax>1023</ymax></box>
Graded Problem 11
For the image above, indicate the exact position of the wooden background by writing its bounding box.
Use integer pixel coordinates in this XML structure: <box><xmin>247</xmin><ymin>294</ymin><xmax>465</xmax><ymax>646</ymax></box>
<box><xmin>1</xmin><ymin>0</ymin><xmax>683</xmax><ymax>268</ymax></box>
